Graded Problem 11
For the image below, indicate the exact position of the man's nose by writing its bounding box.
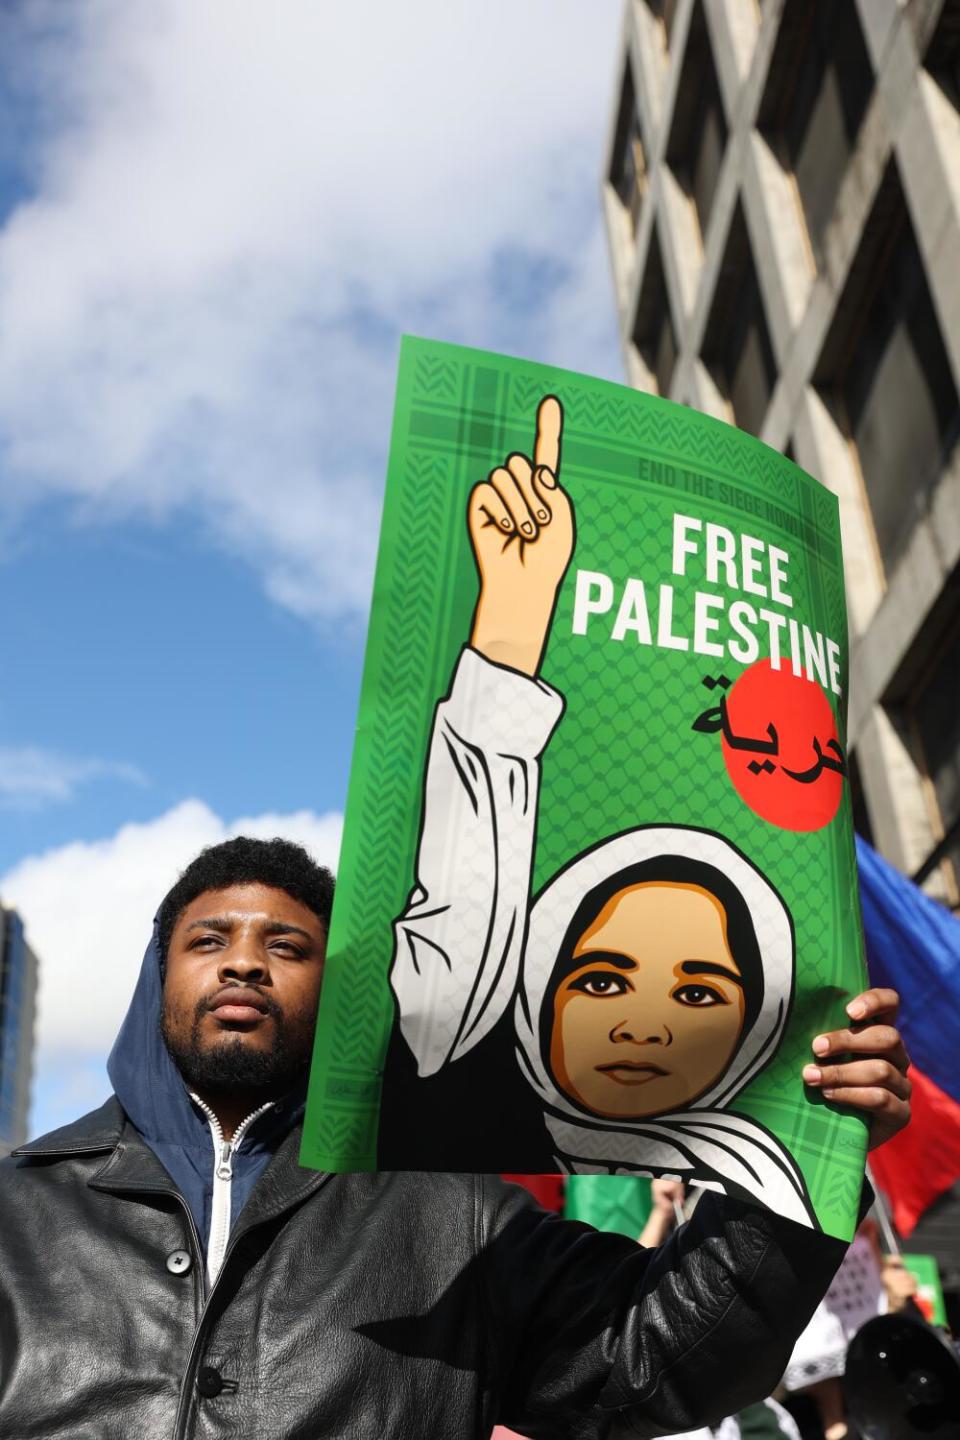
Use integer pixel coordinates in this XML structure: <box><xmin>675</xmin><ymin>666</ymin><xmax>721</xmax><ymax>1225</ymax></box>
<box><xmin>610</xmin><ymin>1012</ymin><xmax>672</xmax><ymax>1046</ymax></box>
<box><xmin>219</xmin><ymin>940</ymin><xmax>268</xmax><ymax>983</ymax></box>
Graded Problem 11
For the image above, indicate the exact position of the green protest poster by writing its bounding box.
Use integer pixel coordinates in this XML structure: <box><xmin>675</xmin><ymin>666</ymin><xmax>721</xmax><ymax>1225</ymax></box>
<box><xmin>301</xmin><ymin>336</ymin><xmax>869</xmax><ymax>1239</ymax></box>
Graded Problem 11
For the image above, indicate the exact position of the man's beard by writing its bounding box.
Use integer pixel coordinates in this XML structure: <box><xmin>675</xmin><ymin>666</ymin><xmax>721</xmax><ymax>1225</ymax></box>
<box><xmin>161</xmin><ymin>993</ymin><xmax>312</xmax><ymax>1101</ymax></box>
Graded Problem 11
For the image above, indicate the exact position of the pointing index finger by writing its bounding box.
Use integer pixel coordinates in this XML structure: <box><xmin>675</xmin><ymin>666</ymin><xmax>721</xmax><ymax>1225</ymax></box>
<box><xmin>534</xmin><ymin>395</ymin><xmax>563</xmax><ymax>478</ymax></box>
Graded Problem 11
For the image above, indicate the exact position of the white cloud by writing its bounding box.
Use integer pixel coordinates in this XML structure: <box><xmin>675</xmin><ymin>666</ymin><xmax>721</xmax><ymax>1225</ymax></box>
<box><xmin>0</xmin><ymin>1</ymin><xmax>623</xmax><ymax>623</ymax></box>
<box><xmin>0</xmin><ymin>745</ymin><xmax>146</xmax><ymax>808</ymax></box>
<box><xmin>0</xmin><ymin>799</ymin><xmax>343</xmax><ymax>1106</ymax></box>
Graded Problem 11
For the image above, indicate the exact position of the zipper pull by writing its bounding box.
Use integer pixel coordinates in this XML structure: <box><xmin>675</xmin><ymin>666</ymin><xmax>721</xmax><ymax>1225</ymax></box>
<box><xmin>217</xmin><ymin>1139</ymin><xmax>233</xmax><ymax>1181</ymax></box>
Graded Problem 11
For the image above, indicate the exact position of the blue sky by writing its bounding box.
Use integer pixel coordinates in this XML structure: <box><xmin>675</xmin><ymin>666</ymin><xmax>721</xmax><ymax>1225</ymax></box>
<box><xmin>1</xmin><ymin>506</ymin><xmax>362</xmax><ymax>870</ymax></box>
<box><xmin>0</xmin><ymin>1</ymin><xmax>624</xmax><ymax>1137</ymax></box>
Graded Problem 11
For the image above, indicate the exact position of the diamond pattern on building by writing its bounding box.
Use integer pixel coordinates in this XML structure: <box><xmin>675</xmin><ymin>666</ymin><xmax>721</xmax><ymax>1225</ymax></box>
<box><xmin>603</xmin><ymin>0</ymin><xmax>960</xmax><ymax>899</ymax></box>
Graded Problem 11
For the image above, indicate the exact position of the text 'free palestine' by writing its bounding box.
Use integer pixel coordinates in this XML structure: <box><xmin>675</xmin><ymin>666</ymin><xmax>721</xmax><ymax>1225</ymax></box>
<box><xmin>571</xmin><ymin>512</ymin><xmax>843</xmax><ymax>697</ymax></box>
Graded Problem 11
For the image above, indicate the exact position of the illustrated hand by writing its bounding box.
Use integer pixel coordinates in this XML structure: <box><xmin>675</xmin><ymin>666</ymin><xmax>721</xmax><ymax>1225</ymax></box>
<box><xmin>801</xmin><ymin>987</ymin><xmax>911</xmax><ymax>1150</ymax></box>
<box><xmin>468</xmin><ymin>395</ymin><xmax>575</xmax><ymax>676</ymax></box>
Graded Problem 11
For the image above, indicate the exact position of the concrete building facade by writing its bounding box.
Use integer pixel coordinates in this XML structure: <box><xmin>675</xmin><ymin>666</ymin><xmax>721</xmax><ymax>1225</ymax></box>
<box><xmin>602</xmin><ymin>0</ymin><xmax>960</xmax><ymax>906</ymax></box>
<box><xmin>0</xmin><ymin>906</ymin><xmax>38</xmax><ymax>1155</ymax></box>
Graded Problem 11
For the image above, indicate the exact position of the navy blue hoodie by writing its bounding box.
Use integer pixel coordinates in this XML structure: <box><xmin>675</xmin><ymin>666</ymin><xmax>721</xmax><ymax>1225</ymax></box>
<box><xmin>106</xmin><ymin>923</ymin><xmax>304</xmax><ymax>1253</ymax></box>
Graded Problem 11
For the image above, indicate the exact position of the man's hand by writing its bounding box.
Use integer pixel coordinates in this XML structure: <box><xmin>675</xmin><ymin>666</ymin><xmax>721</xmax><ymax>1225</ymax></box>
<box><xmin>469</xmin><ymin>395</ymin><xmax>575</xmax><ymax>676</ymax></box>
<box><xmin>801</xmin><ymin>987</ymin><xmax>911</xmax><ymax>1150</ymax></box>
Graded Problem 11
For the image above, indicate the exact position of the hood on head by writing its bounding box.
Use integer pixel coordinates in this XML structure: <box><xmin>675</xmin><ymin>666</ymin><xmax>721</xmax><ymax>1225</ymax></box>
<box><xmin>106</xmin><ymin>918</ymin><xmax>307</xmax><ymax>1252</ymax></box>
<box><xmin>106</xmin><ymin>920</ymin><xmax>209</xmax><ymax>1150</ymax></box>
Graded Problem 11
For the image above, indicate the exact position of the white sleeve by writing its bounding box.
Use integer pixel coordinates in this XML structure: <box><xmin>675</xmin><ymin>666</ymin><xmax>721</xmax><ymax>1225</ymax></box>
<box><xmin>390</xmin><ymin>646</ymin><xmax>565</xmax><ymax>1077</ymax></box>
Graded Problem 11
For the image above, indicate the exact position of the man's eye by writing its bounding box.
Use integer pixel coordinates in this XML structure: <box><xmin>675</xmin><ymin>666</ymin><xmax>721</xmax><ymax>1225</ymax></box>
<box><xmin>672</xmin><ymin>983</ymin><xmax>726</xmax><ymax>1007</ymax></box>
<box><xmin>568</xmin><ymin>973</ymin><xmax>628</xmax><ymax>997</ymax></box>
<box><xmin>272</xmin><ymin>942</ymin><xmax>305</xmax><ymax>959</ymax></box>
<box><xmin>191</xmin><ymin>935</ymin><xmax>222</xmax><ymax>950</ymax></box>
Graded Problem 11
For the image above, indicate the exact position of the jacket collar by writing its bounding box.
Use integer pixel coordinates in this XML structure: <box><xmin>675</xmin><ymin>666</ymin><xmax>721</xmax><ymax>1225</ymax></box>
<box><xmin>86</xmin><ymin>1113</ymin><xmax>330</xmax><ymax>1244</ymax></box>
<box><xmin>13</xmin><ymin>1099</ymin><xmax>180</xmax><ymax>1200</ymax></box>
<box><xmin>12</xmin><ymin>1096</ymin><xmax>123</xmax><ymax>1156</ymax></box>
<box><xmin>13</xmin><ymin>1094</ymin><xmax>329</xmax><ymax>1229</ymax></box>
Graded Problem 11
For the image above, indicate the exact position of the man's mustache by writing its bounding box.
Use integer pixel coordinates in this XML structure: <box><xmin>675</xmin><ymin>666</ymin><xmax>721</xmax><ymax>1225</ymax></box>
<box><xmin>197</xmin><ymin>985</ymin><xmax>284</xmax><ymax>1022</ymax></box>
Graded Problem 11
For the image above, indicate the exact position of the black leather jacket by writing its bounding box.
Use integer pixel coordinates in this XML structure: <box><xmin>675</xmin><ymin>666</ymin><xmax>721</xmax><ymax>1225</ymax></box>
<box><xmin>0</xmin><ymin>1098</ymin><xmax>846</xmax><ymax>1439</ymax></box>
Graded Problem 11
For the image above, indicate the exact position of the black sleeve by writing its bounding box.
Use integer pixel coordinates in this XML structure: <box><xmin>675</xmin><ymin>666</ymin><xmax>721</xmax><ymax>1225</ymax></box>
<box><xmin>480</xmin><ymin>1178</ymin><xmax>850</xmax><ymax>1440</ymax></box>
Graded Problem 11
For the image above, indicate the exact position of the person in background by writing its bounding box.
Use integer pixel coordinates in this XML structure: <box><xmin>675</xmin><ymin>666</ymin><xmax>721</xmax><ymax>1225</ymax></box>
<box><xmin>880</xmin><ymin>1252</ymin><xmax>920</xmax><ymax>1315</ymax></box>
<box><xmin>780</xmin><ymin>1215</ymin><xmax>919</xmax><ymax>1440</ymax></box>
<box><xmin>638</xmin><ymin>1176</ymin><xmax>687</xmax><ymax>1249</ymax></box>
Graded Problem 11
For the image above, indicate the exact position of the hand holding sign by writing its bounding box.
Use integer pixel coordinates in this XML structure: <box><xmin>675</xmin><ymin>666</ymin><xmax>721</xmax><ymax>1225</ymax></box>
<box><xmin>469</xmin><ymin>395</ymin><xmax>574</xmax><ymax>676</ymax></box>
<box><xmin>802</xmin><ymin>986</ymin><xmax>912</xmax><ymax>1150</ymax></box>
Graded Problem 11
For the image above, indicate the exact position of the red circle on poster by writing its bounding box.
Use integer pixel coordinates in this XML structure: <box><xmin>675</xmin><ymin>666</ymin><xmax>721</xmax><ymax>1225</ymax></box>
<box><xmin>720</xmin><ymin>659</ymin><xmax>843</xmax><ymax>832</ymax></box>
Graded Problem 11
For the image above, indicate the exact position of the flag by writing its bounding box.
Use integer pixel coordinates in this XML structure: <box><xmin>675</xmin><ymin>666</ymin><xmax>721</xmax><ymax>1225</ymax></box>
<box><xmin>868</xmin><ymin>1065</ymin><xmax>960</xmax><ymax>1235</ymax></box>
<box><xmin>501</xmin><ymin>1174</ymin><xmax>564</xmax><ymax>1212</ymax></box>
<box><xmin>564</xmin><ymin>1174</ymin><xmax>652</xmax><ymax>1237</ymax></box>
<box><xmin>856</xmin><ymin>837</ymin><xmax>960</xmax><ymax>1233</ymax></box>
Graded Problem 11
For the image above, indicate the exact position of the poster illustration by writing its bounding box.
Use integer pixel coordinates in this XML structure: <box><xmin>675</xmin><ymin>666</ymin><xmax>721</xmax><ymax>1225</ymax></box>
<box><xmin>302</xmin><ymin>337</ymin><xmax>869</xmax><ymax>1239</ymax></box>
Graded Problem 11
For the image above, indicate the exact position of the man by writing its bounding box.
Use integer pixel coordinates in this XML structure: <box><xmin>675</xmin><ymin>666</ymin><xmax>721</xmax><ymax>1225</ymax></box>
<box><xmin>0</xmin><ymin>834</ymin><xmax>910</xmax><ymax>1438</ymax></box>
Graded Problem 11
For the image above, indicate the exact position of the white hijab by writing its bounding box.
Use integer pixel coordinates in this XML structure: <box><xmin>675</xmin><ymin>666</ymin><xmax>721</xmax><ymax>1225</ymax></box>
<box><xmin>513</xmin><ymin>825</ymin><xmax>817</xmax><ymax>1228</ymax></box>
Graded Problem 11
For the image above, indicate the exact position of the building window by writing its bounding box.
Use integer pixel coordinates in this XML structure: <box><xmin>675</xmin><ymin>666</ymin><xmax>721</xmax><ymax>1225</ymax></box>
<box><xmin>701</xmin><ymin>205</ymin><xmax>777</xmax><ymax>436</ymax></box>
<box><xmin>632</xmin><ymin>227</ymin><xmax>677</xmax><ymax>397</ymax></box>
<box><xmin>757</xmin><ymin>0</ymin><xmax>873</xmax><ymax>257</ymax></box>
<box><xmin>647</xmin><ymin>0</ymin><xmax>681</xmax><ymax>52</ymax></box>
<box><xmin>905</xmin><ymin>608</ymin><xmax>960</xmax><ymax>906</ymax></box>
<box><xmin>665</xmin><ymin>3</ymin><xmax>727</xmax><ymax>245</ymax></box>
<box><xmin>609</xmin><ymin>67</ymin><xmax>646</xmax><ymax>239</ymax></box>
<box><xmin>814</xmin><ymin>163</ymin><xmax>960</xmax><ymax>576</ymax></box>
<box><xmin>925</xmin><ymin>1</ymin><xmax>960</xmax><ymax>111</ymax></box>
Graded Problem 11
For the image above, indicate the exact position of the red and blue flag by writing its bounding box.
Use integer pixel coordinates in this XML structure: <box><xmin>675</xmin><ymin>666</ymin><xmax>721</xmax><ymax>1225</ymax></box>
<box><xmin>857</xmin><ymin>837</ymin><xmax>960</xmax><ymax>1235</ymax></box>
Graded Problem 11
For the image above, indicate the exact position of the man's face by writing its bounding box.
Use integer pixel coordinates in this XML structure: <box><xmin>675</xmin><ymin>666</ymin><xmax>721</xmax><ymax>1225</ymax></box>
<box><xmin>161</xmin><ymin>882</ymin><xmax>326</xmax><ymax>1100</ymax></box>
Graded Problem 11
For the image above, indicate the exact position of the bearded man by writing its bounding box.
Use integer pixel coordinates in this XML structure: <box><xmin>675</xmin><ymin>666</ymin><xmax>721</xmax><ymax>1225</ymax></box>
<box><xmin>0</xmin><ymin>835</ymin><xmax>911</xmax><ymax>1439</ymax></box>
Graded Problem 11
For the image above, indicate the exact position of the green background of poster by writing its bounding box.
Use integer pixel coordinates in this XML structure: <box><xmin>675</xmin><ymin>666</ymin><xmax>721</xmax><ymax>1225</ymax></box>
<box><xmin>301</xmin><ymin>336</ymin><xmax>869</xmax><ymax>1239</ymax></box>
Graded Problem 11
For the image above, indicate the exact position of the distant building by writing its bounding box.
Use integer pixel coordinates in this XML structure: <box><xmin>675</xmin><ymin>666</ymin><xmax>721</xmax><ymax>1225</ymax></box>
<box><xmin>0</xmin><ymin>906</ymin><xmax>38</xmax><ymax>1154</ymax></box>
<box><xmin>602</xmin><ymin>0</ymin><xmax>960</xmax><ymax>906</ymax></box>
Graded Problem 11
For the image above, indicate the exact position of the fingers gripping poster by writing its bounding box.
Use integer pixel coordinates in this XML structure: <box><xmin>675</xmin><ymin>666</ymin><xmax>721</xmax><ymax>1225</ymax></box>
<box><xmin>302</xmin><ymin>337</ymin><xmax>869</xmax><ymax>1239</ymax></box>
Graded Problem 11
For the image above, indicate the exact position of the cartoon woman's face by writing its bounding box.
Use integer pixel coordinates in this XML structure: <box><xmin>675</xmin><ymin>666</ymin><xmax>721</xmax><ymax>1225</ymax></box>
<box><xmin>550</xmin><ymin>882</ymin><xmax>747</xmax><ymax>1119</ymax></box>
